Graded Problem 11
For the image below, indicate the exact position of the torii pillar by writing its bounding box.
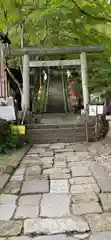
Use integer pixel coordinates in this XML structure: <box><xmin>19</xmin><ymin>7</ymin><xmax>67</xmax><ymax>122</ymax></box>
<box><xmin>22</xmin><ymin>54</ymin><xmax>30</xmax><ymax>110</ymax></box>
<box><xmin>80</xmin><ymin>52</ymin><xmax>89</xmax><ymax>110</ymax></box>
<box><xmin>0</xmin><ymin>41</ymin><xmax>5</xmax><ymax>97</ymax></box>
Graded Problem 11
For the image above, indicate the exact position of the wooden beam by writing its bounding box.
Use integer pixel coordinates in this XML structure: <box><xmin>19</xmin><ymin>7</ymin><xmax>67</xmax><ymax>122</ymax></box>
<box><xmin>6</xmin><ymin>45</ymin><xmax>104</xmax><ymax>56</ymax></box>
<box><xmin>29</xmin><ymin>59</ymin><xmax>81</xmax><ymax>67</ymax></box>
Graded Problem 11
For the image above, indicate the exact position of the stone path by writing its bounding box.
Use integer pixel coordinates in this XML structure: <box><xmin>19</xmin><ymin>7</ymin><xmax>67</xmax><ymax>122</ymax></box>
<box><xmin>36</xmin><ymin>113</ymin><xmax>79</xmax><ymax>125</ymax></box>
<box><xmin>1</xmin><ymin>140</ymin><xmax>111</xmax><ymax>239</ymax></box>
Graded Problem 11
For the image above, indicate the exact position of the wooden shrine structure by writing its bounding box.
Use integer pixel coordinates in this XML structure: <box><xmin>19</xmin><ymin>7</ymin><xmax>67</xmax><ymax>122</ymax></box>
<box><xmin>1</xmin><ymin>45</ymin><xmax>104</xmax><ymax>110</ymax></box>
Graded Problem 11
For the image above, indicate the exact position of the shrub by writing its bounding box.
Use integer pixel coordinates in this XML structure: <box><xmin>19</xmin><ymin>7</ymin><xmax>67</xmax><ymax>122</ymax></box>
<box><xmin>0</xmin><ymin>119</ymin><xmax>27</xmax><ymax>153</ymax></box>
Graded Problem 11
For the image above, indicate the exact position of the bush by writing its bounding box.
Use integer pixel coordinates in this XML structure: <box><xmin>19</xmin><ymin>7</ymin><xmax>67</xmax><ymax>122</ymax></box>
<box><xmin>0</xmin><ymin>119</ymin><xmax>27</xmax><ymax>153</ymax></box>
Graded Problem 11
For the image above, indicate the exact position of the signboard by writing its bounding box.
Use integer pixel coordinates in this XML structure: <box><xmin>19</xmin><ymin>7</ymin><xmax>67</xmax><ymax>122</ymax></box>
<box><xmin>0</xmin><ymin>97</ymin><xmax>16</xmax><ymax>121</ymax></box>
<box><xmin>89</xmin><ymin>105</ymin><xmax>104</xmax><ymax>116</ymax></box>
<box><xmin>89</xmin><ymin>105</ymin><xmax>97</xmax><ymax>116</ymax></box>
<box><xmin>11</xmin><ymin>125</ymin><xmax>25</xmax><ymax>135</ymax></box>
<box><xmin>97</xmin><ymin>105</ymin><xmax>104</xmax><ymax>115</ymax></box>
<box><xmin>0</xmin><ymin>106</ymin><xmax>16</xmax><ymax>121</ymax></box>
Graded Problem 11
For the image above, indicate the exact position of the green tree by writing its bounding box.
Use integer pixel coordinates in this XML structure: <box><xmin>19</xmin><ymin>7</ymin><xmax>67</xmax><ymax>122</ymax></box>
<box><xmin>0</xmin><ymin>0</ymin><xmax>111</xmax><ymax>95</ymax></box>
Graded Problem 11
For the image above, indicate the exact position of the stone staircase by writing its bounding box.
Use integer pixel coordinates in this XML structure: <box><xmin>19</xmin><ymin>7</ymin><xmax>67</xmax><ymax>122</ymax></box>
<box><xmin>26</xmin><ymin>70</ymin><xmax>109</xmax><ymax>144</ymax></box>
<box><xmin>26</xmin><ymin>113</ymin><xmax>109</xmax><ymax>144</ymax></box>
<box><xmin>46</xmin><ymin>75</ymin><xmax>65</xmax><ymax>113</ymax></box>
<box><xmin>26</xmin><ymin>114</ymin><xmax>101</xmax><ymax>144</ymax></box>
<box><xmin>27</xmin><ymin>123</ymin><xmax>96</xmax><ymax>144</ymax></box>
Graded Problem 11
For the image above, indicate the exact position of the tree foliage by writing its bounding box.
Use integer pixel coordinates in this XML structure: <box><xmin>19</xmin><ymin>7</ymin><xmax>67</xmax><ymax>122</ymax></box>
<box><xmin>0</xmin><ymin>0</ymin><xmax>111</xmax><ymax>94</ymax></box>
<box><xmin>0</xmin><ymin>0</ymin><xmax>110</xmax><ymax>48</ymax></box>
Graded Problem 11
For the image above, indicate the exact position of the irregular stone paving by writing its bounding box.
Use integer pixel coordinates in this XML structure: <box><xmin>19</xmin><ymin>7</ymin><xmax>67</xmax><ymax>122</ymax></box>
<box><xmin>1</xmin><ymin>139</ymin><xmax>111</xmax><ymax>239</ymax></box>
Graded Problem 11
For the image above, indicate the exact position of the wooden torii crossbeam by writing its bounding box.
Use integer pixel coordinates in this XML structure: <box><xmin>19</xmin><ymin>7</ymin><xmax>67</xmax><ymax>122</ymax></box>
<box><xmin>6</xmin><ymin>45</ymin><xmax>104</xmax><ymax>56</ymax></box>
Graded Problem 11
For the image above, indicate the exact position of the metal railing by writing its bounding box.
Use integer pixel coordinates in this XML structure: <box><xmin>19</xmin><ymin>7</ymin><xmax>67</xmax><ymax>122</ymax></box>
<box><xmin>61</xmin><ymin>73</ymin><xmax>68</xmax><ymax>113</ymax></box>
<box><xmin>44</xmin><ymin>69</ymin><xmax>50</xmax><ymax>113</ymax></box>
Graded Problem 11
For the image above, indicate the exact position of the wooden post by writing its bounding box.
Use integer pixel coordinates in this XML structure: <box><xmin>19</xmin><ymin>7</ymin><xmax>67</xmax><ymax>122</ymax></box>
<box><xmin>0</xmin><ymin>41</ymin><xmax>2</xmax><ymax>97</ymax></box>
<box><xmin>85</xmin><ymin>113</ymin><xmax>89</xmax><ymax>142</ymax></box>
<box><xmin>4</xmin><ymin>69</ymin><xmax>8</xmax><ymax>98</ymax></box>
<box><xmin>0</xmin><ymin>42</ymin><xmax>5</xmax><ymax>97</ymax></box>
<box><xmin>22</xmin><ymin>54</ymin><xmax>30</xmax><ymax>109</ymax></box>
<box><xmin>80</xmin><ymin>52</ymin><xmax>89</xmax><ymax>109</ymax></box>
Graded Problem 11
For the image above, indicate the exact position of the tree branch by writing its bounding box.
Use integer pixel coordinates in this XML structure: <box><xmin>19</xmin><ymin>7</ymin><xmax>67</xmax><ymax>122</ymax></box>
<box><xmin>6</xmin><ymin>66</ymin><xmax>22</xmax><ymax>97</ymax></box>
<box><xmin>70</xmin><ymin>0</ymin><xmax>111</xmax><ymax>23</ymax></box>
<box><xmin>89</xmin><ymin>0</ymin><xmax>104</xmax><ymax>9</ymax></box>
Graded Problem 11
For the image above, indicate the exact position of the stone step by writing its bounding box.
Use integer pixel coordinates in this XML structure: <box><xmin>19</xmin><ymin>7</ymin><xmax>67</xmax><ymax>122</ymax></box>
<box><xmin>47</xmin><ymin>102</ymin><xmax>64</xmax><ymax>105</ymax></box>
<box><xmin>46</xmin><ymin>107</ymin><xmax>65</xmax><ymax>113</ymax></box>
<box><xmin>47</xmin><ymin>100</ymin><xmax>64</xmax><ymax>103</ymax></box>
<box><xmin>27</xmin><ymin>123</ymin><xmax>94</xmax><ymax>129</ymax></box>
<box><xmin>46</xmin><ymin>107</ymin><xmax>64</xmax><ymax>110</ymax></box>
<box><xmin>27</xmin><ymin>127</ymin><xmax>95</xmax><ymax>133</ymax></box>
<box><xmin>27</xmin><ymin>136</ymin><xmax>96</xmax><ymax>144</ymax></box>
<box><xmin>47</xmin><ymin>94</ymin><xmax>64</xmax><ymax>97</ymax></box>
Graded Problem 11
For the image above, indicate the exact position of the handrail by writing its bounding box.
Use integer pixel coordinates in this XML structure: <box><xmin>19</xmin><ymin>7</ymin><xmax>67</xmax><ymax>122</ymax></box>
<box><xmin>65</xmin><ymin>76</ymin><xmax>69</xmax><ymax>112</ymax></box>
<box><xmin>44</xmin><ymin>68</ymin><xmax>50</xmax><ymax>112</ymax></box>
<box><xmin>61</xmin><ymin>72</ymin><xmax>67</xmax><ymax>113</ymax></box>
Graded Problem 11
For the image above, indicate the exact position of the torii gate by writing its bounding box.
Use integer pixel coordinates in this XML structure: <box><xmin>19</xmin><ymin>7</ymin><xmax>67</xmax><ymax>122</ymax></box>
<box><xmin>5</xmin><ymin>45</ymin><xmax>104</xmax><ymax>110</ymax></box>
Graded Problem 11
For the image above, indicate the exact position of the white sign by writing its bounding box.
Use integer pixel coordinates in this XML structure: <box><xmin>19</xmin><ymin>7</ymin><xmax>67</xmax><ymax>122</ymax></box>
<box><xmin>0</xmin><ymin>97</ymin><xmax>16</xmax><ymax>121</ymax></box>
<box><xmin>97</xmin><ymin>105</ymin><xmax>104</xmax><ymax>115</ymax></box>
<box><xmin>89</xmin><ymin>105</ymin><xmax>97</xmax><ymax>116</ymax></box>
<box><xmin>0</xmin><ymin>106</ymin><xmax>16</xmax><ymax>121</ymax></box>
